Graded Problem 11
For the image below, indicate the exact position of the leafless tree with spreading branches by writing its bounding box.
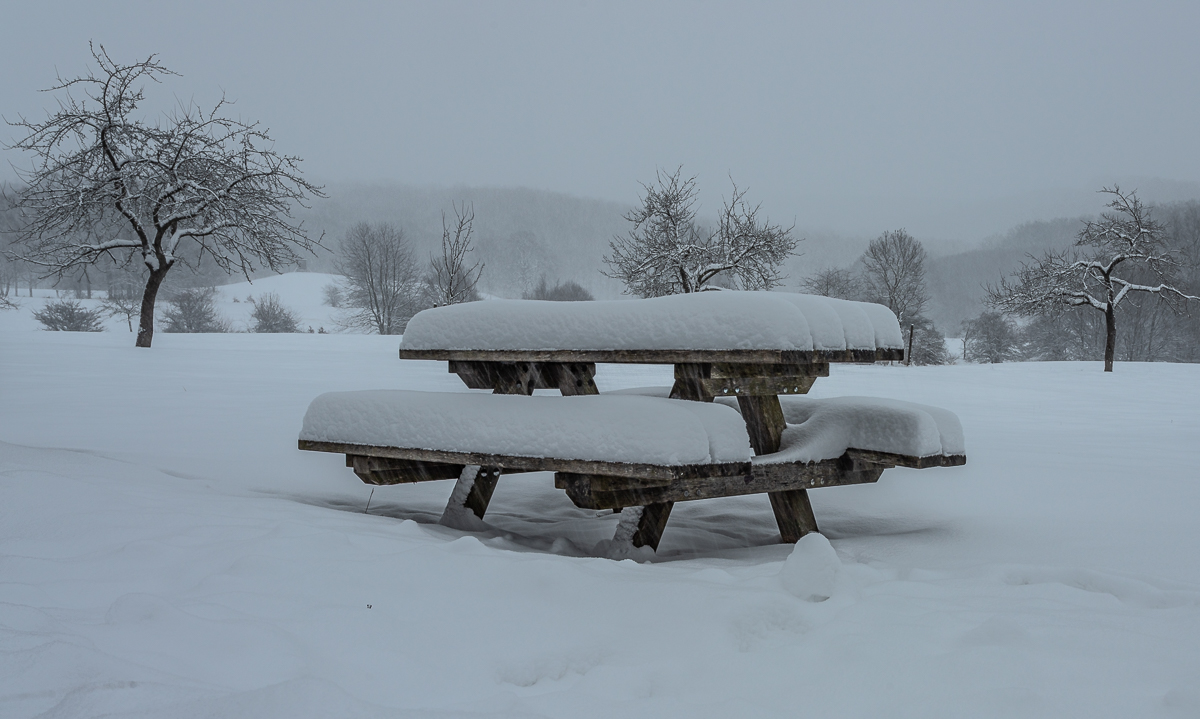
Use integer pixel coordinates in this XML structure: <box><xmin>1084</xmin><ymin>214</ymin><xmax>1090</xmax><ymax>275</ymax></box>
<box><xmin>988</xmin><ymin>187</ymin><xmax>1199</xmax><ymax>371</ymax></box>
<box><xmin>801</xmin><ymin>267</ymin><xmax>861</xmax><ymax>300</ymax></box>
<box><xmin>428</xmin><ymin>203</ymin><xmax>483</xmax><ymax>306</ymax></box>
<box><xmin>860</xmin><ymin>229</ymin><xmax>929</xmax><ymax>325</ymax></box>
<box><xmin>336</xmin><ymin>223</ymin><xmax>424</xmax><ymax>335</ymax></box>
<box><xmin>4</xmin><ymin>44</ymin><xmax>323</xmax><ymax>347</ymax></box>
<box><xmin>603</xmin><ymin>167</ymin><xmax>799</xmax><ymax>297</ymax></box>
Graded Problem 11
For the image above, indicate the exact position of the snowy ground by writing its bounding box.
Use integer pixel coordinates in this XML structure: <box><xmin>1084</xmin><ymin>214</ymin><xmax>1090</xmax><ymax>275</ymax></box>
<box><xmin>3</xmin><ymin>291</ymin><xmax>1200</xmax><ymax>717</ymax></box>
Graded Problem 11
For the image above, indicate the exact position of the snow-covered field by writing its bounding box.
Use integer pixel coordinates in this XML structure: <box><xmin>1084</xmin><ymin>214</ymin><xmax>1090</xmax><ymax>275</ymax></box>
<box><xmin>3</xmin><ymin>283</ymin><xmax>1200</xmax><ymax>717</ymax></box>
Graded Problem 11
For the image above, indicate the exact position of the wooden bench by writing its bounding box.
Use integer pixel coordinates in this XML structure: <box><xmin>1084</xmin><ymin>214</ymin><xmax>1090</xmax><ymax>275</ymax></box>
<box><xmin>298</xmin><ymin>390</ymin><xmax>964</xmax><ymax>550</ymax></box>
<box><xmin>298</xmin><ymin>291</ymin><xmax>966</xmax><ymax>552</ymax></box>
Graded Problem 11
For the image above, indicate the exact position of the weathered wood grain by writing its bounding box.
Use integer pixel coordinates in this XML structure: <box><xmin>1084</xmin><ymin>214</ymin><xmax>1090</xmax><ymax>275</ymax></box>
<box><xmin>844</xmin><ymin>449</ymin><xmax>967</xmax><ymax>469</ymax></box>
<box><xmin>555</xmin><ymin>460</ymin><xmax>885</xmax><ymax>510</ymax></box>
<box><xmin>769</xmin><ymin>489</ymin><xmax>820</xmax><ymax>542</ymax></box>
<box><xmin>346</xmin><ymin>455</ymin><xmax>464</xmax><ymax>485</ymax></box>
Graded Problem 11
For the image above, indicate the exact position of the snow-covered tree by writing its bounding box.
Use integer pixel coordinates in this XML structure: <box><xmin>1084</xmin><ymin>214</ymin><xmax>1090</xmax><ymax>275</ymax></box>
<box><xmin>603</xmin><ymin>167</ymin><xmax>798</xmax><ymax>296</ymax></box>
<box><xmin>988</xmin><ymin>187</ymin><xmax>1199</xmax><ymax>371</ymax></box>
<box><xmin>6</xmin><ymin>45</ymin><xmax>323</xmax><ymax>347</ymax></box>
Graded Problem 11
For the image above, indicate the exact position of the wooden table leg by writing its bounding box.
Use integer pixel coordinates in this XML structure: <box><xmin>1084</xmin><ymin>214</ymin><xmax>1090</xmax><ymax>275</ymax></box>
<box><xmin>443</xmin><ymin>364</ymin><xmax>538</xmax><ymax>521</ymax></box>
<box><xmin>768</xmin><ymin>488</ymin><xmax>819</xmax><ymax>542</ymax></box>
<box><xmin>736</xmin><ymin>393</ymin><xmax>820</xmax><ymax>541</ymax></box>
<box><xmin>460</xmin><ymin>467</ymin><xmax>500</xmax><ymax>520</ymax></box>
<box><xmin>613</xmin><ymin>502</ymin><xmax>674</xmax><ymax>551</ymax></box>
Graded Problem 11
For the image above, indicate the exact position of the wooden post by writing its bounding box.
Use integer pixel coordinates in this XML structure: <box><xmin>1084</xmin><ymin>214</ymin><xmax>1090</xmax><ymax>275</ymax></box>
<box><xmin>628</xmin><ymin>502</ymin><xmax>675</xmax><ymax>551</ymax></box>
<box><xmin>905</xmin><ymin>324</ymin><xmax>914</xmax><ymax>366</ymax></box>
<box><xmin>768</xmin><ymin>488</ymin><xmax>819</xmax><ymax>543</ymax></box>
<box><xmin>738</xmin><ymin>390</ymin><xmax>820</xmax><ymax>542</ymax></box>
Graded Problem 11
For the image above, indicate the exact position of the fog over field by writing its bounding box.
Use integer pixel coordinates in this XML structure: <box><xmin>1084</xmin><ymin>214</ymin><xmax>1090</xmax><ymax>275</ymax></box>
<box><xmin>3</xmin><ymin>1</ymin><xmax>1200</xmax><ymax>245</ymax></box>
<box><xmin>4</xmin><ymin>4</ymin><xmax>1200</xmax><ymax>717</ymax></box>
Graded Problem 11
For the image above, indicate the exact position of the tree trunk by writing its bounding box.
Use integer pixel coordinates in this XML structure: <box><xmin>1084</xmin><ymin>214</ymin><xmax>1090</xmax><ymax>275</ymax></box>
<box><xmin>136</xmin><ymin>266</ymin><xmax>170</xmax><ymax>348</ymax></box>
<box><xmin>1103</xmin><ymin>302</ymin><xmax>1116</xmax><ymax>372</ymax></box>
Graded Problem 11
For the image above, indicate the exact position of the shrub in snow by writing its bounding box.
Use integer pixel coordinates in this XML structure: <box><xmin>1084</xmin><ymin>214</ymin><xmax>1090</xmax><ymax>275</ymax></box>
<box><xmin>523</xmin><ymin>276</ymin><xmax>594</xmax><ymax>301</ymax></box>
<box><xmin>780</xmin><ymin>532</ymin><xmax>840</xmax><ymax>601</ymax></box>
<box><xmin>322</xmin><ymin>282</ymin><xmax>344</xmax><ymax>308</ymax></box>
<box><xmin>161</xmin><ymin>287</ymin><xmax>230</xmax><ymax>333</ymax></box>
<box><xmin>32</xmin><ymin>299</ymin><xmax>105</xmax><ymax>331</ymax></box>
<box><xmin>250</xmin><ymin>292</ymin><xmax>301</xmax><ymax>333</ymax></box>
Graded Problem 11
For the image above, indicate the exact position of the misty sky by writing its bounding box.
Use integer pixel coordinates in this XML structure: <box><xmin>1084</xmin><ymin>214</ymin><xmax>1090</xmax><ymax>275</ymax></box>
<box><xmin>3</xmin><ymin>1</ymin><xmax>1198</xmax><ymax>242</ymax></box>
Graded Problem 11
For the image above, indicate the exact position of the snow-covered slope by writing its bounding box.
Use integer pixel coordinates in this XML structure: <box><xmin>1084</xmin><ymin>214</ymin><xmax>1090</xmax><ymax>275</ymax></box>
<box><xmin>2</xmin><ymin>327</ymin><xmax>1199</xmax><ymax>717</ymax></box>
<box><xmin>0</xmin><ymin>272</ymin><xmax>344</xmax><ymax>334</ymax></box>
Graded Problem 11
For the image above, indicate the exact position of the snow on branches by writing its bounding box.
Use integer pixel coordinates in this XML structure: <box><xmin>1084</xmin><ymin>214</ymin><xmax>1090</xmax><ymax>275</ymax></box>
<box><xmin>6</xmin><ymin>44</ymin><xmax>324</xmax><ymax>347</ymax></box>
<box><xmin>603</xmin><ymin>167</ymin><xmax>798</xmax><ymax>297</ymax></box>
<box><xmin>988</xmin><ymin>186</ymin><xmax>1199</xmax><ymax>371</ymax></box>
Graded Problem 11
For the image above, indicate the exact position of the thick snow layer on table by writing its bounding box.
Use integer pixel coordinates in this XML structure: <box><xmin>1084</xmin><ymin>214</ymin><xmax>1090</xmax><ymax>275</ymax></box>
<box><xmin>5</xmin><ymin>316</ymin><xmax>1200</xmax><ymax>719</ymax></box>
<box><xmin>401</xmin><ymin>291</ymin><xmax>903</xmax><ymax>352</ymax></box>
<box><xmin>301</xmin><ymin>390</ymin><xmax>751</xmax><ymax>465</ymax></box>
<box><xmin>760</xmin><ymin>395</ymin><xmax>966</xmax><ymax>464</ymax></box>
<box><xmin>607</xmin><ymin>387</ymin><xmax>964</xmax><ymax>461</ymax></box>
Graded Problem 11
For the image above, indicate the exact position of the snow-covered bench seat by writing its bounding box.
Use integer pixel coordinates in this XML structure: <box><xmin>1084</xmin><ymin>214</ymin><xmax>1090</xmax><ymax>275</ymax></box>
<box><xmin>399</xmin><ymin>291</ymin><xmax>905</xmax><ymax>364</ymax></box>
<box><xmin>298</xmin><ymin>389</ymin><xmax>965</xmax><ymax>551</ymax></box>
<box><xmin>298</xmin><ymin>390</ymin><xmax>755</xmax><ymax>482</ymax></box>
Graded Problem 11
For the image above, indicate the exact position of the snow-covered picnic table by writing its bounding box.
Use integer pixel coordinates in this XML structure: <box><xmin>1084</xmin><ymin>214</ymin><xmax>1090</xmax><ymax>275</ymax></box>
<box><xmin>299</xmin><ymin>291</ymin><xmax>965</xmax><ymax>552</ymax></box>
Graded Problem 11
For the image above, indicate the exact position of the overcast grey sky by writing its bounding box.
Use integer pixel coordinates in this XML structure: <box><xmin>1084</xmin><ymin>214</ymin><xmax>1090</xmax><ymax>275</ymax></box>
<box><xmin>3</xmin><ymin>1</ymin><xmax>1198</xmax><ymax>242</ymax></box>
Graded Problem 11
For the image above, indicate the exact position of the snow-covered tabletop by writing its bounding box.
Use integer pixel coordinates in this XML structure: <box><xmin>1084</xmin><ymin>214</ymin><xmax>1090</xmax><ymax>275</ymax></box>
<box><xmin>400</xmin><ymin>291</ymin><xmax>904</xmax><ymax>362</ymax></box>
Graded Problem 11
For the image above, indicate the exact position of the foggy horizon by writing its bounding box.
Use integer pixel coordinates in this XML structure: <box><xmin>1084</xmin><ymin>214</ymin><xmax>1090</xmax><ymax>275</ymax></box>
<box><xmin>3</xmin><ymin>1</ymin><xmax>1198</xmax><ymax>243</ymax></box>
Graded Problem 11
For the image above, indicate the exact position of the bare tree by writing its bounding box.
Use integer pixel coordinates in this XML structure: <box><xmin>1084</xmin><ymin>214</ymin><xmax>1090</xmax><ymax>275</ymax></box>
<box><xmin>335</xmin><ymin>223</ymin><xmax>423</xmax><ymax>334</ymax></box>
<box><xmin>801</xmin><ymin>267</ymin><xmax>861</xmax><ymax>300</ymax></box>
<box><xmin>603</xmin><ymin>167</ymin><xmax>798</xmax><ymax>297</ymax></box>
<box><xmin>101</xmin><ymin>279</ymin><xmax>141</xmax><ymax>331</ymax></box>
<box><xmin>4</xmin><ymin>44</ymin><xmax>323</xmax><ymax>347</ymax></box>
<box><xmin>988</xmin><ymin>187</ymin><xmax>1198</xmax><ymax>371</ymax></box>
<box><xmin>860</xmin><ymin>229</ymin><xmax>929</xmax><ymax>325</ymax></box>
<box><xmin>961</xmin><ymin>311</ymin><xmax>1017</xmax><ymax>363</ymax></box>
<box><xmin>429</xmin><ymin>203</ymin><xmax>483</xmax><ymax>306</ymax></box>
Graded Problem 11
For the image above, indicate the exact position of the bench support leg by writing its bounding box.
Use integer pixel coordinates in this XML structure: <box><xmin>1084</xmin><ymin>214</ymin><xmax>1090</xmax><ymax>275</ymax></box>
<box><xmin>614</xmin><ymin>502</ymin><xmax>674</xmax><ymax>551</ymax></box>
<box><xmin>769</xmin><ymin>489</ymin><xmax>819</xmax><ymax>542</ymax></box>
<box><xmin>462</xmin><ymin>467</ymin><xmax>501</xmax><ymax>520</ymax></box>
<box><xmin>444</xmin><ymin>466</ymin><xmax>502</xmax><ymax>522</ymax></box>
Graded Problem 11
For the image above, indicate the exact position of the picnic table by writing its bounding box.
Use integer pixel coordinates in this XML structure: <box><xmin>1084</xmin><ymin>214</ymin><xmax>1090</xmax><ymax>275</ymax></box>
<box><xmin>299</xmin><ymin>292</ymin><xmax>965</xmax><ymax>552</ymax></box>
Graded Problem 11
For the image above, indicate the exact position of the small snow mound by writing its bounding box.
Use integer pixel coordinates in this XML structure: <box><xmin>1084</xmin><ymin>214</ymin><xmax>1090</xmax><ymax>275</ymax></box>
<box><xmin>780</xmin><ymin>533</ymin><xmax>840</xmax><ymax>601</ymax></box>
